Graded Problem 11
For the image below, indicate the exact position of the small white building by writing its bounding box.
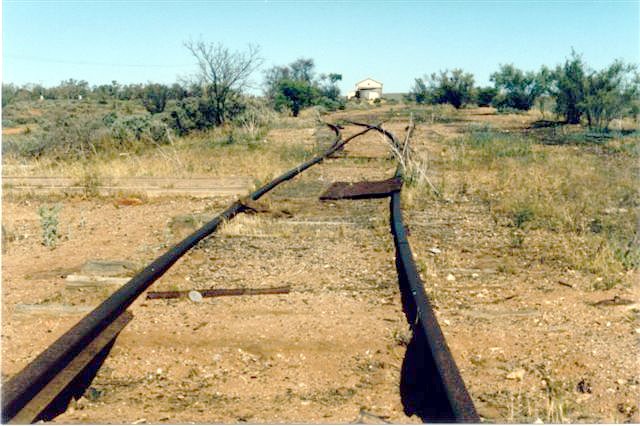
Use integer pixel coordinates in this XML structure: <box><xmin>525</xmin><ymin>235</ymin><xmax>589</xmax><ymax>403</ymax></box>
<box><xmin>347</xmin><ymin>78</ymin><xmax>383</xmax><ymax>100</ymax></box>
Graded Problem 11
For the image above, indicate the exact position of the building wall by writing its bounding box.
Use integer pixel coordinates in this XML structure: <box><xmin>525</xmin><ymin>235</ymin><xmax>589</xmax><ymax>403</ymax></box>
<box><xmin>358</xmin><ymin>89</ymin><xmax>382</xmax><ymax>100</ymax></box>
<box><xmin>359</xmin><ymin>89</ymin><xmax>381</xmax><ymax>100</ymax></box>
<box><xmin>347</xmin><ymin>79</ymin><xmax>383</xmax><ymax>100</ymax></box>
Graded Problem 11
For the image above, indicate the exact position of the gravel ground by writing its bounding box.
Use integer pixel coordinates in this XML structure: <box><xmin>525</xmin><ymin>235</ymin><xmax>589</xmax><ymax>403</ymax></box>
<box><xmin>2</xmin><ymin>115</ymin><xmax>638</xmax><ymax>423</ymax></box>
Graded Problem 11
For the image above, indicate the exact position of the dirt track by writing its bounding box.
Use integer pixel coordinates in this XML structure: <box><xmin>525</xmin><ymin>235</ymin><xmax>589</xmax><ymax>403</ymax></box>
<box><xmin>2</xmin><ymin>111</ymin><xmax>638</xmax><ymax>423</ymax></box>
<box><xmin>3</xmin><ymin>125</ymin><xmax>425</xmax><ymax>423</ymax></box>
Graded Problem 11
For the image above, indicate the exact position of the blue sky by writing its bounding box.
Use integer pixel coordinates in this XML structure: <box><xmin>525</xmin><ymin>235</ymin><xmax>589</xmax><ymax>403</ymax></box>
<box><xmin>3</xmin><ymin>1</ymin><xmax>639</xmax><ymax>94</ymax></box>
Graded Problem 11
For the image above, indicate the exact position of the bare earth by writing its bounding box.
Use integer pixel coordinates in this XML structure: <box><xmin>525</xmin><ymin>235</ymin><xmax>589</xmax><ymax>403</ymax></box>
<box><xmin>2</xmin><ymin>113</ymin><xmax>638</xmax><ymax>423</ymax></box>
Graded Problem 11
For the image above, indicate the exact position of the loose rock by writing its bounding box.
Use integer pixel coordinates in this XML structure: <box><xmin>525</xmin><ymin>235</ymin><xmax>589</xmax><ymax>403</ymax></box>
<box><xmin>188</xmin><ymin>291</ymin><xmax>203</xmax><ymax>303</ymax></box>
<box><xmin>506</xmin><ymin>369</ymin><xmax>525</xmax><ymax>381</ymax></box>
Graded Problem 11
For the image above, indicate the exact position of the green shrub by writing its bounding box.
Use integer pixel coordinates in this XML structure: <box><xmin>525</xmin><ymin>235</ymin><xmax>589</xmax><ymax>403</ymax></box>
<box><xmin>273</xmin><ymin>79</ymin><xmax>320</xmax><ymax>117</ymax></box>
<box><xmin>109</xmin><ymin>115</ymin><xmax>168</xmax><ymax>147</ymax></box>
<box><xmin>141</xmin><ymin>83</ymin><xmax>170</xmax><ymax>114</ymax></box>
<box><xmin>38</xmin><ymin>204</ymin><xmax>62</xmax><ymax>248</ymax></box>
<box><xmin>164</xmin><ymin>97</ymin><xmax>220</xmax><ymax>135</ymax></box>
<box><xmin>490</xmin><ymin>64</ymin><xmax>545</xmax><ymax>110</ymax></box>
<box><xmin>475</xmin><ymin>86</ymin><xmax>498</xmax><ymax>107</ymax></box>
<box><xmin>2</xmin><ymin>110</ymin><xmax>168</xmax><ymax>159</ymax></box>
<box><xmin>512</xmin><ymin>207</ymin><xmax>535</xmax><ymax>228</ymax></box>
<box><xmin>552</xmin><ymin>51</ymin><xmax>639</xmax><ymax>130</ymax></box>
<box><xmin>410</xmin><ymin>69</ymin><xmax>475</xmax><ymax>108</ymax></box>
<box><xmin>264</xmin><ymin>59</ymin><xmax>343</xmax><ymax>116</ymax></box>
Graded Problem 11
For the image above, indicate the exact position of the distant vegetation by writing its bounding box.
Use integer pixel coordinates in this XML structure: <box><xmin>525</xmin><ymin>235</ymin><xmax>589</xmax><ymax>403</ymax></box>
<box><xmin>264</xmin><ymin>58</ymin><xmax>344</xmax><ymax>116</ymax></box>
<box><xmin>410</xmin><ymin>69</ymin><xmax>475</xmax><ymax>109</ymax></box>
<box><xmin>408</xmin><ymin>51</ymin><xmax>639</xmax><ymax>131</ymax></box>
<box><xmin>2</xmin><ymin>43</ymin><xmax>348</xmax><ymax>160</ymax></box>
<box><xmin>2</xmin><ymin>46</ymin><xmax>639</xmax><ymax>161</ymax></box>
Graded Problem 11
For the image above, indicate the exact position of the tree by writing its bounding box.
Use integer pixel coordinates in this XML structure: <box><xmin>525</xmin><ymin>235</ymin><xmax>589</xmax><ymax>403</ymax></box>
<box><xmin>54</xmin><ymin>79</ymin><xmax>89</xmax><ymax>100</ymax></box>
<box><xmin>290</xmin><ymin>58</ymin><xmax>315</xmax><ymax>82</ymax></box>
<box><xmin>264</xmin><ymin>58</ymin><xmax>342</xmax><ymax>116</ymax></box>
<box><xmin>552</xmin><ymin>51</ymin><xmax>587</xmax><ymax>123</ymax></box>
<box><xmin>274</xmin><ymin>79</ymin><xmax>319</xmax><ymax>117</ymax></box>
<box><xmin>185</xmin><ymin>40</ymin><xmax>262</xmax><ymax>125</ymax></box>
<box><xmin>551</xmin><ymin>51</ymin><xmax>639</xmax><ymax>129</ymax></box>
<box><xmin>580</xmin><ymin>61</ymin><xmax>639</xmax><ymax>130</ymax></box>
<box><xmin>490</xmin><ymin>64</ymin><xmax>544</xmax><ymax>110</ymax></box>
<box><xmin>408</xmin><ymin>78</ymin><xmax>429</xmax><ymax>104</ymax></box>
<box><xmin>475</xmin><ymin>86</ymin><xmax>498</xmax><ymax>107</ymax></box>
<box><xmin>141</xmin><ymin>83</ymin><xmax>170</xmax><ymax>114</ymax></box>
<box><xmin>431</xmin><ymin>69</ymin><xmax>475</xmax><ymax>108</ymax></box>
<box><xmin>408</xmin><ymin>69</ymin><xmax>475</xmax><ymax>108</ymax></box>
<box><xmin>319</xmin><ymin>73</ymin><xmax>342</xmax><ymax>101</ymax></box>
<box><xmin>264</xmin><ymin>65</ymin><xmax>291</xmax><ymax>101</ymax></box>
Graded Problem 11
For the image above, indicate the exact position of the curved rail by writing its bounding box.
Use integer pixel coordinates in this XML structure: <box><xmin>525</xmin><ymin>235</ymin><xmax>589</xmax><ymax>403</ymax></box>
<box><xmin>349</xmin><ymin>120</ymin><xmax>478</xmax><ymax>422</ymax></box>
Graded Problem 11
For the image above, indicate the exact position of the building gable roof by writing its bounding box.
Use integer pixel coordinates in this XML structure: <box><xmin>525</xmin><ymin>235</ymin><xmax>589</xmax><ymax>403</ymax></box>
<box><xmin>356</xmin><ymin>78</ymin><xmax>383</xmax><ymax>89</ymax></box>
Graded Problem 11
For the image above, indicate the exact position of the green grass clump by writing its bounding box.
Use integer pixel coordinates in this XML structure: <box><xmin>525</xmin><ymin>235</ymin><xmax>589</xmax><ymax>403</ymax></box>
<box><xmin>452</xmin><ymin>127</ymin><xmax>535</xmax><ymax>165</ymax></box>
<box><xmin>38</xmin><ymin>204</ymin><xmax>62</xmax><ymax>248</ymax></box>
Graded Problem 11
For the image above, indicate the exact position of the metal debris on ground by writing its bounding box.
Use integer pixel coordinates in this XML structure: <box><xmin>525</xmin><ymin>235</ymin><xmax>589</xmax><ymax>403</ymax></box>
<box><xmin>590</xmin><ymin>295</ymin><xmax>634</xmax><ymax>307</ymax></box>
<box><xmin>146</xmin><ymin>286</ymin><xmax>291</xmax><ymax>300</ymax></box>
<box><xmin>319</xmin><ymin>177</ymin><xmax>403</xmax><ymax>200</ymax></box>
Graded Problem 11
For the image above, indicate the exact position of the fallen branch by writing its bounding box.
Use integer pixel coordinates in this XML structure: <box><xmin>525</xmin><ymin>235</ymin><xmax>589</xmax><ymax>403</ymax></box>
<box><xmin>146</xmin><ymin>285</ymin><xmax>291</xmax><ymax>300</ymax></box>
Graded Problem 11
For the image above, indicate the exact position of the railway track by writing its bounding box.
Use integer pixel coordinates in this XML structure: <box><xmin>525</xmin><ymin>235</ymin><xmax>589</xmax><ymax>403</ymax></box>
<box><xmin>2</xmin><ymin>120</ymin><xmax>478</xmax><ymax>423</ymax></box>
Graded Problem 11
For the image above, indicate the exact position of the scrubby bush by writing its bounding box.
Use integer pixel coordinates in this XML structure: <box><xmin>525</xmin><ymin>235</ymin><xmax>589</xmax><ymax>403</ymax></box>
<box><xmin>2</xmin><ymin>110</ymin><xmax>168</xmax><ymax>159</ymax></box>
<box><xmin>232</xmin><ymin>98</ymin><xmax>276</xmax><ymax>140</ymax></box>
<box><xmin>109</xmin><ymin>115</ymin><xmax>168</xmax><ymax>146</ymax></box>
<box><xmin>409</xmin><ymin>69</ymin><xmax>475</xmax><ymax>108</ymax></box>
<box><xmin>2</xmin><ymin>84</ymin><xmax>19</xmax><ymax>107</ymax></box>
<box><xmin>552</xmin><ymin>52</ymin><xmax>587</xmax><ymax>124</ymax></box>
<box><xmin>273</xmin><ymin>79</ymin><xmax>320</xmax><ymax>117</ymax></box>
<box><xmin>490</xmin><ymin>64</ymin><xmax>546</xmax><ymax>111</ymax></box>
<box><xmin>163</xmin><ymin>93</ymin><xmax>247</xmax><ymax>135</ymax></box>
<box><xmin>552</xmin><ymin>51</ymin><xmax>639</xmax><ymax>130</ymax></box>
<box><xmin>264</xmin><ymin>58</ymin><xmax>344</xmax><ymax>116</ymax></box>
<box><xmin>475</xmin><ymin>86</ymin><xmax>498</xmax><ymax>107</ymax></box>
<box><xmin>141</xmin><ymin>83</ymin><xmax>170</xmax><ymax>114</ymax></box>
<box><xmin>580</xmin><ymin>62</ymin><xmax>639</xmax><ymax>130</ymax></box>
<box><xmin>165</xmin><ymin>97</ymin><xmax>221</xmax><ymax>135</ymax></box>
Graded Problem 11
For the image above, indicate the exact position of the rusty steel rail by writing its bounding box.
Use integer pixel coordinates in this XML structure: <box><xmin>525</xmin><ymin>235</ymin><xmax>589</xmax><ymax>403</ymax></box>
<box><xmin>146</xmin><ymin>285</ymin><xmax>291</xmax><ymax>300</ymax></box>
<box><xmin>3</xmin><ymin>120</ymin><xmax>478</xmax><ymax>424</ymax></box>
<box><xmin>1</xmin><ymin>123</ymin><xmax>378</xmax><ymax>424</ymax></box>
<box><xmin>390</xmin><ymin>190</ymin><xmax>478</xmax><ymax>422</ymax></box>
<box><xmin>356</xmin><ymin>122</ymin><xmax>478</xmax><ymax>422</ymax></box>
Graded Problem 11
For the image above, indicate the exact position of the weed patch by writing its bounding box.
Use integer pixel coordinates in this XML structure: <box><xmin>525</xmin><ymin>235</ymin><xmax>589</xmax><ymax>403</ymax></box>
<box><xmin>38</xmin><ymin>204</ymin><xmax>62</xmax><ymax>248</ymax></box>
<box><xmin>452</xmin><ymin>127</ymin><xmax>535</xmax><ymax>165</ymax></box>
